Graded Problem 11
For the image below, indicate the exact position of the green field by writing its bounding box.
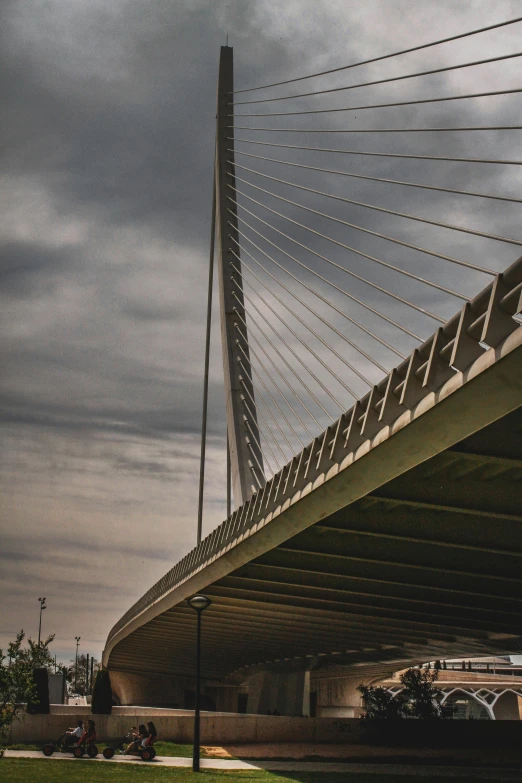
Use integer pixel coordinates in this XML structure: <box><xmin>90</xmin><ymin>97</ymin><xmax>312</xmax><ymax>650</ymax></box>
<box><xmin>0</xmin><ymin>759</ymin><xmax>514</xmax><ymax>783</ymax></box>
<box><xmin>5</xmin><ymin>742</ymin><xmax>212</xmax><ymax>758</ymax></box>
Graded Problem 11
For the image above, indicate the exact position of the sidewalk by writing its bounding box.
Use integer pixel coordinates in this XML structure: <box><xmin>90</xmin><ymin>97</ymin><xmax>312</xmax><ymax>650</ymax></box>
<box><xmin>4</xmin><ymin>750</ymin><xmax>522</xmax><ymax>778</ymax></box>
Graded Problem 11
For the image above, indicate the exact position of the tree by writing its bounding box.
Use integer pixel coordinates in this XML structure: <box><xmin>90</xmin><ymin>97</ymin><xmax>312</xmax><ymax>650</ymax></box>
<box><xmin>398</xmin><ymin>666</ymin><xmax>442</xmax><ymax>720</ymax></box>
<box><xmin>91</xmin><ymin>667</ymin><xmax>112</xmax><ymax>714</ymax></box>
<box><xmin>0</xmin><ymin>630</ymin><xmax>54</xmax><ymax>742</ymax></box>
<box><xmin>65</xmin><ymin>654</ymin><xmax>101</xmax><ymax>695</ymax></box>
<box><xmin>15</xmin><ymin>633</ymin><xmax>55</xmax><ymax>672</ymax></box>
<box><xmin>27</xmin><ymin>669</ymin><xmax>50</xmax><ymax>715</ymax></box>
<box><xmin>358</xmin><ymin>666</ymin><xmax>443</xmax><ymax>721</ymax></box>
<box><xmin>357</xmin><ymin>684</ymin><xmax>402</xmax><ymax>720</ymax></box>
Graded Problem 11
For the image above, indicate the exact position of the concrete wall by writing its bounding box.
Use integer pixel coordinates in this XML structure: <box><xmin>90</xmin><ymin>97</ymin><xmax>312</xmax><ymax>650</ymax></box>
<box><xmin>9</xmin><ymin>705</ymin><xmax>522</xmax><ymax>746</ymax></box>
<box><xmin>110</xmin><ymin>670</ymin><xmax>194</xmax><ymax>708</ymax></box>
<box><xmin>311</xmin><ymin>672</ymin><xmax>364</xmax><ymax>717</ymax></box>
<box><xmin>111</xmin><ymin>668</ymin><xmax>310</xmax><ymax>716</ymax></box>
<box><xmin>246</xmin><ymin>670</ymin><xmax>309</xmax><ymax>716</ymax></box>
<box><xmin>8</xmin><ymin>706</ymin><xmax>363</xmax><ymax>745</ymax></box>
<box><xmin>110</xmin><ymin>670</ymin><xmax>244</xmax><ymax>713</ymax></box>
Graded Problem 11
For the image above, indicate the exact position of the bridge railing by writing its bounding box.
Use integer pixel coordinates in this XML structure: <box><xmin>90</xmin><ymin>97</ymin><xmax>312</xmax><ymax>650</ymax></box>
<box><xmin>106</xmin><ymin>254</ymin><xmax>522</xmax><ymax>645</ymax></box>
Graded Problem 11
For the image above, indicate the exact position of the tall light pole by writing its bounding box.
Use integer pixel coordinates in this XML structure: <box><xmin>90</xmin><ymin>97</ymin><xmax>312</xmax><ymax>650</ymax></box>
<box><xmin>187</xmin><ymin>595</ymin><xmax>211</xmax><ymax>772</ymax></box>
<box><xmin>74</xmin><ymin>637</ymin><xmax>81</xmax><ymax>693</ymax></box>
<box><xmin>37</xmin><ymin>597</ymin><xmax>46</xmax><ymax>645</ymax></box>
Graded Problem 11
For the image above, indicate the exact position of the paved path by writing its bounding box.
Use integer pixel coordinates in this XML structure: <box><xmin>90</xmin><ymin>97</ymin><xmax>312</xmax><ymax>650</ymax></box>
<box><xmin>4</xmin><ymin>750</ymin><xmax>522</xmax><ymax>778</ymax></box>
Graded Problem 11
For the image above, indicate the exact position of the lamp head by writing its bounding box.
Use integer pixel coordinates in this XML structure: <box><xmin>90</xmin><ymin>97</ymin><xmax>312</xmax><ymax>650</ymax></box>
<box><xmin>187</xmin><ymin>595</ymin><xmax>211</xmax><ymax>612</ymax></box>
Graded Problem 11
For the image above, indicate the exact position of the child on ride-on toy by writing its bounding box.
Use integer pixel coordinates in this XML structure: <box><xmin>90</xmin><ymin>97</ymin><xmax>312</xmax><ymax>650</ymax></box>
<box><xmin>77</xmin><ymin>720</ymin><xmax>96</xmax><ymax>746</ymax></box>
<box><xmin>124</xmin><ymin>724</ymin><xmax>147</xmax><ymax>754</ymax></box>
<box><xmin>64</xmin><ymin>719</ymin><xmax>84</xmax><ymax>745</ymax></box>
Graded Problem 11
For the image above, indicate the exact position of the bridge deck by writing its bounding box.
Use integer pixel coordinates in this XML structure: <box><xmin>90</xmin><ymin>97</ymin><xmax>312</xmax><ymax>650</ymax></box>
<box><xmin>104</xmin><ymin>315</ymin><xmax>522</xmax><ymax>681</ymax></box>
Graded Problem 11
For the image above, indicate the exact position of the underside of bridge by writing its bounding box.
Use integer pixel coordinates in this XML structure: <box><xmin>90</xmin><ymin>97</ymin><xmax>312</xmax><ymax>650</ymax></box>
<box><xmin>108</xmin><ymin>404</ymin><xmax>522</xmax><ymax>704</ymax></box>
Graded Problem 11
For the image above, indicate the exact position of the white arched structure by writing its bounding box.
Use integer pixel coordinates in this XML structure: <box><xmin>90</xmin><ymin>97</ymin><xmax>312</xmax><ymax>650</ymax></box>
<box><xmin>440</xmin><ymin>686</ymin><xmax>522</xmax><ymax>720</ymax></box>
<box><xmin>386</xmin><ymin>682</ymin><xmax>522</xmax><ymax>720</ymax></box>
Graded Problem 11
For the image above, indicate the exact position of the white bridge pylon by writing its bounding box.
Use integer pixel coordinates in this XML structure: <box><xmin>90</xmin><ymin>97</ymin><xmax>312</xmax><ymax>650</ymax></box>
<box><xmin>215</xmin><ymin>46</ymin><xmax>264</xmax><ymax>507</ymax></box>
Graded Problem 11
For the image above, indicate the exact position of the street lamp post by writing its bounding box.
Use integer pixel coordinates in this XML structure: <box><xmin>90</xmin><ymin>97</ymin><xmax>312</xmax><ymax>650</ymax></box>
<box><xmin>187</xmin><ymin>595</ymin><xmax>211</xmax><ymax>772</ymax></box>
<box><xmin>37</xmin><ymin>597</ymin><xmax>47</xmax><ymax>645</ymax></box>
<box><xmin>74</xmin><ymin>637</ymin><xmax>81</xmax><ymax>693</ymax></box>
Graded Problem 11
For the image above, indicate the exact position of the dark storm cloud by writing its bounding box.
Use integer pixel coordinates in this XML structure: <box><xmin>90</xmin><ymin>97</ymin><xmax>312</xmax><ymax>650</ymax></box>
<box><xmin>0</xmin><ymin>241</ymin><xmax>77</xmax><ymax>296</ymax></box>
<box><xmin>0</xmin><ymin>379</ymin><xmax>227</xmax><ymax>439</ymax></box>
<box><xmin>0</xmin><ymin>533</ymin><xmax>171</xmax><ymax>570</ymax></box>
<box><xmin>0</xmin><ymin>0</ymin><xmax>297</xmax><ymax>247</ymax></box>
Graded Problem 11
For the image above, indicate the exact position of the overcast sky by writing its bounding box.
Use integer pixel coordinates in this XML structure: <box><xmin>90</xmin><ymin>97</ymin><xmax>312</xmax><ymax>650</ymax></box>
<box><xmin>1</xmin><ymin>0</ymin><xmax>521</xmax><ymax>667</ymax></box>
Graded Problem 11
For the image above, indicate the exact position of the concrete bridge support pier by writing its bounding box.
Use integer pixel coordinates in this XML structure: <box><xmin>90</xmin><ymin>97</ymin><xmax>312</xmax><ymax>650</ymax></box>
<box><xmin>245</xmin><ymin>670</ymin><xmax>311</xmax><ymax>717</ymax></box>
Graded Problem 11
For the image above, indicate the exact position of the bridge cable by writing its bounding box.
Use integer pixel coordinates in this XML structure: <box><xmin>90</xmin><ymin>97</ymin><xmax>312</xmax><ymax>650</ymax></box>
<box><xmin>228</xmin><ymin>183</ymin><xmax>495</xmax><ymax>275</ymax></box>
<box><xmin>196</xmin><ymin>149</ymin><xmax>217</xmax><ymax>545</ymax></box>
<box><xmin>231</xmin><ymin>261</ymin><xmax>360</xmax><ymax>397</ymax></box>
<box><xmin>231</xmin><ymin>150</ymin><xmax>522</xmax><ymax>205</ymax></box>
<box><xmin>240</xmin><ymin>392</ymin><xmax>284</xmax><ymax>472</ymax></box>
<box><xmin>232</xmin><ymin>254</ymin><xmax>384</xmax><ymax>380</ymax></box>
<box><xmin>231</xmin><ymin>87</ymin><xmax>522</xmax><ymax>117</ymax></box>
<box><xmin>229</xmin><ymin>235</ymin><xmax>406</xmax><ymax>361</ymax></box>
<box><xmin>233</xmin><ymin>219</ymin><xmax>428</xmax><ymax>339</ymax></box>
<box><xmin>239</xmin><ymin>373</ymin><xmax>296</xmax><ymax>460</ymax></box>
<box><xmin>231</xmin><ymin>137</ymin><xmax>522</xmax><ymax>167</ymax></box>
<box><xmin>237</xmin><ymin>349</ymin><xmax>306</xmax><ymax>448</ymax></box>
<box><xmin>230</xmin><ymin>189</ymin><xmax>473</xmax><ymax>296</ymax></box>
<box><xmin>231</xmin><ymin>164</ymin><xmax>522</xmax><ymax>247</ymax></box>
<box><xmin>236</xmin><ymin>325</ymin><xmax>317</xmax><ymax>439</ymax></box>
<box><xmin>243</xmin><ymin>415</ymin><xmax>277</xmax><ymax>475</ymax></box>
<box><xmin>245</xmin><ymin>430</ymin><xmax>267</xmax><ymax>484</ymax></box>
<box><xmin>243</xmin><ymin>403</ymin><xmax>281</xmax><ymax>472</ymax></box>
<box><xmin>229</xmin><ymin>374</ymin><xmax>276</xmax><ymax>474</ymax></box>
<box><xmin>233</xmin><ymin>281</ymin><xmax>348</xmax><ymax>408</ymax></box>
<box><xmin>230</xmin><ymin>15</ymin><xmax>522</xmax><ymax>93</ymax></box>
<box><xmin>231</xmin><ymin>51</ymin><xmax>522</xmax><ymax>105</ymax></box>
<box><xmin>235</xmin><ymin>312</ymin><xmax>327</xmax><ymax>427</ymax></box>
<box><xmin>229</xmin><ymin>124</ymin><xmax>522</xmax><ymax>134</ymax></box>
<box><xmin>233</xmin><ymin>208</ymin><xmax>446</xmax><ymax>322</ymax></box>
<box><xmin>226</xmin><ymin>434</ymin><xmax>231</xmax><ymax>518</ymax></box>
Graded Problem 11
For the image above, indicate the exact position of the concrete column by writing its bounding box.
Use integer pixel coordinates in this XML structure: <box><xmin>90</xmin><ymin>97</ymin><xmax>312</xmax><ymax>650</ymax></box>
<box><xmin>215</xmin><ymin>46</ymin><xmax>263</xmax><ymax>506</ymax></box>
<box><xmin>244</xmin><ymin>670</ymin><xmax>309</xmax><ymax>717</ymax></box>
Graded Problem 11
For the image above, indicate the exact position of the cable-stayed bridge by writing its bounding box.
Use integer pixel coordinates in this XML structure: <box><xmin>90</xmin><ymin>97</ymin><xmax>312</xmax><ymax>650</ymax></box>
<box><xmin>103</xmin><ymin>18</ymin><xmax>522</xmax><ymax>714</ymax></box>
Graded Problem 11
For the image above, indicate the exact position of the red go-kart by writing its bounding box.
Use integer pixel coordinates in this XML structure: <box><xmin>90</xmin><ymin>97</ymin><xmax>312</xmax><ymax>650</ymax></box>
<box><xmin>102</xmin><ymin>730</ymin><xmax>156</xmax><ymax>761</ymax></box>
<box><xmin>42</xmin><ymin>732</ymin><xmax>98</xmax><ymax>758</ymax></box>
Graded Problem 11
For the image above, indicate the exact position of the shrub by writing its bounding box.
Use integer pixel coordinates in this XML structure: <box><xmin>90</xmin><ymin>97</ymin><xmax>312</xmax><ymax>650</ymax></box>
<box><xmin>399</xmin><ymin>666</ymin><xmax>442</xmax><ymax>720</ymax></box>
<box><xmin>27</xmin><ymin>668</ymin><xmax>50</xmax><ymax>714</ymax></box>
<box><xmin>357</xmin><ymin>685</ymin><xmax>402</xmax><ymax>720</ymax></box>
<box><xmin>359</xmin><ymin>666</ymin><xmax>443</xmax><ymax>721</ymax></box>
<box><xmin>1</xmin><ymin>630</ymin><xmax>54</xmax><ymax>741</ymax></box>
<box><xmin>91</xmin><ymin>667</ymin><xmax>112</xmax><ymax>714</ymax></box>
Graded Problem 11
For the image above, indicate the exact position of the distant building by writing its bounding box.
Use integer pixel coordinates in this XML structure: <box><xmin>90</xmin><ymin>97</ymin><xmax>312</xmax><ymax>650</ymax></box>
<box><xmin>378</xmin><ymin>657</ymin><xmax>522</xmax><ymax>720</ymax></box>
<box><xmin>444</xmin><ymin>656</ymin><xmax>522</xmax><ymax>675</ymax></box>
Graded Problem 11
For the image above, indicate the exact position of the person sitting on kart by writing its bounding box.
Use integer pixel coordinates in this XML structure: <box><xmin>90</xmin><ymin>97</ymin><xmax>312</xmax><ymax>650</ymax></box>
<box><xmin>77</xmin><ymin>719</ymin><xmax>96</xmax><ymax>746</ymax></box>
<box><xmin>142</xmin><ymin>721</ymin><xmax>157</xmax><ymax>748</ymax></box>
<box><xmin>64</xmin><ymin>719</ymin><xmax>84</xmax><ymax>745</ymax></box>
<box><xmin>122</xmin><ymin>725</ymin><xmax>137</xmax><ymax>753</ymax></box>
<box><xmin>124</xmin><ymin>724</ymin><xmax>147</xmax><ymax>754</ymax></box>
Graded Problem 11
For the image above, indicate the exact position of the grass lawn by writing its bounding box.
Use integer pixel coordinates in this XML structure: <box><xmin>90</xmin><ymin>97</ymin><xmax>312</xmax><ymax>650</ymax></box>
<box><xmin>5</xmin><ymin>742</ymin><xmax>225</xmax><ymax>758</ymax></box>
<box><xmin>0</xmin><ymin>759</ymin><xmax>514</xmax><ymax>783</ymax></box>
